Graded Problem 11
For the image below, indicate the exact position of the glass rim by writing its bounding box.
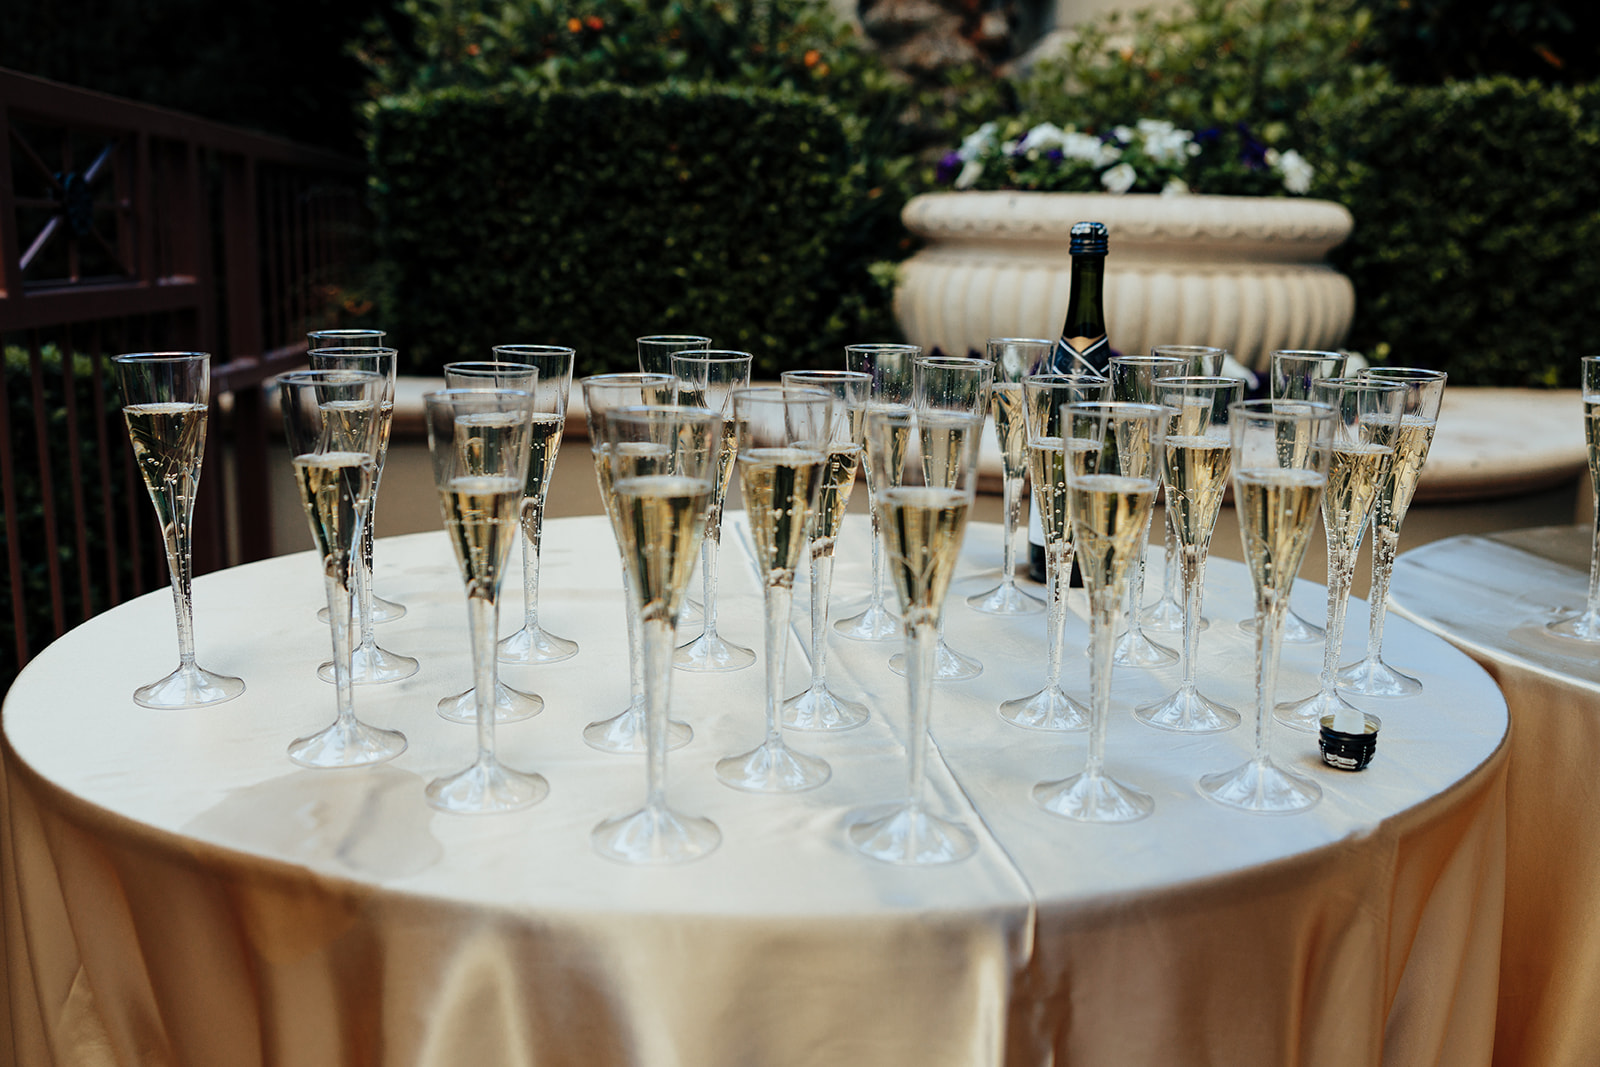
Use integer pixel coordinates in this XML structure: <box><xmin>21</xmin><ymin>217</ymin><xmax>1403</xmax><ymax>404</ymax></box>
<box><xmin>277</xmin><ymin>367</ymin><xmax>383</xmax><ymax>385</ymax></box>
<box><xmin>1110</xmin><ymin>353</ymin><xmax>1188</xmax><ymax>367</ymax></box>
<box><xmin>1024</xmin><ymin>371</ymin><xmax>1108</xmax><ymax>386</ymax></box>
<box><xmin>1151</xmin><ymin>344</ymin><xmax>1228</xmax><ymax>354</ymax></box>
<box><xmin>113</xmin><ymin>351</ymin><xmax>209</xmax><ymax>364</ymax></box>
<box><xmin>637</xmin><ymin>333</ymin><xmax>711</xmax><ymax>344</ymax></box>
<box><xmin>916</xmin><ymin>354</ymin><xmax>991</xmax><ymax>368</ymax></box>
<box><xmin>986</xmin><ymin>337</ymin><xmax>1054</xmax><ymax>348</ymax></box>
<box><xmin>1229</xmin><ymin>398</ymin><xmax>1335</xmax><ymax>419</ymax></box>
<box><xmin>782</xmin><ymin>369</ymin><xmax>871</xmax><ymax>383</ymax></box>
<box><xmin>671</xmin><ymin>349</ymin><xmax>754</xmax><ymax>365</ymax></box>
<box><xmin>845</xmin><ymin>342</ymin><xmax>920</xmax><ymax>355</ymax></box>
<box><xmin>307</xmin><ymin>328</ymin><xmax>384</xmax><ymax>339</ymax></box>
<box><xmin>579</xmin><ymin>372</ymin><xmax>674</xmax><ymax>388</ymax></box>
<box><xmin>1064</xmin><ymin>400</ymin><xmax>1168</xmax><ymax>419</ymax></box>
<box><xmin>603</xmin><ymin>402</ymin><xmax>719</xmax><ymax>425</ymax></box>
<box><xmin>1360</xmin><ymin>366</ymin><xmax>1448</xmax><ymax>382</ymax></box>
<box><xmin>421</xmin><ymin>386</ymin><xmax>533</xmax><ymax>403</ymax></box>
<box><xmin>1312</xmin><ymin>374</ymin><xmax>1404</xmax><ymax>392</ymax></box>
<box><xmin>491</xmin><ymin>344</ymin><xmax>575</xmax><ymax>356</ymax></box>
<box><xmin>310</xmin><ymin>345</ymin><xmax>398</xmax><ymax>358</ymax></box>
<box><xmin>1157</xmin><ymin>375</ymin><xmax>1244</xmax><ymax>390</ymax></box>
<box><xmin>731</xmin><ymin>383</ymin><xmax>833</xmax><ymax>404</ymax></box>
<box><xmin>1272</xmin><ymin>348</ymin><xmax>1345</xmax><ymax>359</ymax></box>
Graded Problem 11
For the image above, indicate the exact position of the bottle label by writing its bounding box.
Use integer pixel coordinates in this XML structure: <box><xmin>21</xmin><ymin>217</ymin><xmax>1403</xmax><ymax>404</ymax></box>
<box><xmin>1052</xmin><ymin>334</ymin><xmax>1110</xmax><ymax>376</ymax></box>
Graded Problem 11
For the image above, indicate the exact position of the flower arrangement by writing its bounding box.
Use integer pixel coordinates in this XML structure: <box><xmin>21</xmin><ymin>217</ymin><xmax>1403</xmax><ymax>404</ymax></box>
<box><xmin>936</xmin><ymin>118</ymin><xmax>1316</xmax><ymax>197</ymax></box>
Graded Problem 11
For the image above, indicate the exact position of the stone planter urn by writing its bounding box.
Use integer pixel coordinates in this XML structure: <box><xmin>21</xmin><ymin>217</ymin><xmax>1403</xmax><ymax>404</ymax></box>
<box><xmin>893</xmin><ymin>191</ymin><xmax>1355</xmax><ymax>371</ymax></box>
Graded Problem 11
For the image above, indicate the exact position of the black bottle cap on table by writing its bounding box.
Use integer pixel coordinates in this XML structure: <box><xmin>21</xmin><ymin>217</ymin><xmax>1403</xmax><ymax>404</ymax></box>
<box><xmin>1069</xmin><ymin>221</ymin><xmax>1109</xmax><ymax>256</ymax></box>
<box><xmin>1318</xmin><ymin>713</ymin><xmax>1380</xmax><ymax>771</ymax></box>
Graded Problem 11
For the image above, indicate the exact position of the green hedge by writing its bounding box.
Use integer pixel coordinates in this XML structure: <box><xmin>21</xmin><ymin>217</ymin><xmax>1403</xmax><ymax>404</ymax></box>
<box><xmin>1318</xmin><ymin>77</ymin><xmax>1600</xmax><ymax>387</ymax></box>
<box><xmin>368</xmin><ymin>82</ymin><xmax>900</xmax><ymax>379</ymax></box>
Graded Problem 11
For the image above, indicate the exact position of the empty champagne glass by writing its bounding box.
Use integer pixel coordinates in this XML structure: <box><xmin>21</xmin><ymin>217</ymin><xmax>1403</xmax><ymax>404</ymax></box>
<box><xmin>580</xmin><ymin>373</ymin><xmax>692</xmax><ymax>753</ymax></box>
<box><xmin>113</xmin><ymin>352</ymin><xmax>246</xmax><ymax>708</ymax></box>
<box><xmin>672</xmin><ymin>351</ymin><xmax>757</xmax><ymax>672</ymax></box>
<box><xmin>1550</xmin><ymin>356</ymin><xmax>1600</xmax><ymax>640</ymax></box>
<box><xmin>850</xmin><ymin>403</ymin><xmax>982</xmax><ymax>863</ymax></box>
<box><xmin>1199</xmin><ymin>398</ymin><xmax>1333</xmax><ymax>813</ymax></box>
<box><xmin>592</xmin><ymin>405</ymin><xmax>723</xmax><ymax>862</ymax></box>
<box><xmin>836</xmin><ymin>343</ymin><xmax>919</xmax><ymax>642</ymax></box>
<box><xmin>1134</xmin><ymin>376</ymin><xmax>1243</xmax><ymax>732</ymax></box>
<box><xmin>1336</xmin><ymin>367</ymin><xmax>1448</xmax><ymax>696</ymax></box>
<box><xmin>423</xmin><ymin>386</ymin><xmax>548</xmax><ymax>812</ymax></box>
<box><xmin>638</xmin><ymin>334</ymin><xmax>712</xmax><ymax>375</ymax></box>
<box><xmin>716</xmin><ymin>385</ymin><xmax>834</xmax><ymax>792</ymax></box>
<box><xmin>1034</xmin><ymin>401</ymin><xmax>1167</xmax><ymax>822</ymax></box>
<box><xmin>278</xmin><ymin>369</ymin><xmax>406</xmax><ymax>766</ymax></box>
<box><xmin>998</xmin><ymin>372</ymin><xmax>1106</xmax><ymax>730</ymax></box>
<box><xmin>310</xmin><ymin>346</ymin><xmax>420</xmax><ymax>686</ymax></box>
<box><xmin>968</xmin><ymin>338</ymin><xmax>1050</xmax><ymax>616</ymax></box>
<box><xmin>1276</xmin><ymin>377</ymin><xmax>1404</xmax><ymax>731</ymax></box>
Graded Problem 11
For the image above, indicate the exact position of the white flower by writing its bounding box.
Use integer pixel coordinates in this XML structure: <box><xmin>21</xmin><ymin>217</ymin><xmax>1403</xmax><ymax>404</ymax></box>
<box><xmin>1137</xmin><ymin>118</ymin><xmax>1195</xmax><ymax>166</ymax></box>
<box><xmin>1161</xmin><ymin>177</ymin><xmax>1190</xmax><ymax>197</ymax></box>
<box><xmin>955</xmin><ymin>159</ymin><xmax>985</xmax><ymax>190</ymax></box>
<box><xmin>1275</xmin><ymin>149</ymin><xmax>1314</xmax><ymax>194</ymax></box>
<box><xmin>957</xmin><ymin>122</ymin><xmax>999</xmax><ymax>163</ymax></box>
<box><xmin>1112</xmin><ymin>125</ymin><xmax>1134</xmax><ymax>145</ymax></box>
<box><xmin>1061</xmin><ymin>131</ymin><xmax>1121</xmax><ymax>168</ymax></box>
<box><xmin>1101</xmin><ymin>162</ymin><xmax>1138</xmax><ymax>194</ymax></box>
<box><xmin>1017</xmin><ymin>122</ymin><xmax>1068</xmax><ymax>152</ymax></box>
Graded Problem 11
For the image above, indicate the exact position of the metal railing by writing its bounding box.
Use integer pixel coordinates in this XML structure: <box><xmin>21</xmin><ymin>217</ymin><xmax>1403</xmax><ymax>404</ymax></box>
<box><xmin>0</xmin><ymin>68</ymin><xmax>368</xmax><ymax>678</ymax></box>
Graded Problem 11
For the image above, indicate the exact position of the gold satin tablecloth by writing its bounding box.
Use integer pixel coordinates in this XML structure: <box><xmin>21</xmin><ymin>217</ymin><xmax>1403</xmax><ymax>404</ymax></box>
<box><xmin>2</xmin><ymin>515</ymin><xmax>1508</xmax><ymax>1066</ymax></box>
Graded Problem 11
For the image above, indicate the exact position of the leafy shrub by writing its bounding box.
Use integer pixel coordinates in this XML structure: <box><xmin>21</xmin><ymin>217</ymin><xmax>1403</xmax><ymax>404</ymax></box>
<box><xmin>1358</xmin><ymin>0</ymin><xmax>1600</xmax><ymax>86</ymax></box>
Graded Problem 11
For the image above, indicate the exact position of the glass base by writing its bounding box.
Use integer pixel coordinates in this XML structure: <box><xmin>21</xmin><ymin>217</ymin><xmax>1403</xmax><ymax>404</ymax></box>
<box><xmin>1548</xmin><ymin>610</ymin><xmax>1600</xmax><ymax>642</ymax></box>
<box><xmin>835</xmin><ymin>600</ymin><xmax>902</xmax><ymax>642</ymax></box>
<box><xmin>318</xmin><ymin>641</ymin><xmax>419</xmax><ymax>685</ymax></box>
<box><xmin>132</xmin><ymin>662</ymin><xmax>245</xmax><ymax>709</ymax></box>
<box><xmin>1141</xmin><ymin>594</ymin><xmax>1199</xmax><ymax>634</ymax></box>
<box><xmin>848</xmin><ymin>803</ymin><xmax>976</xmax><ymax>865</ymax></box>
<box><xmin>678</xmin><ymin>596</ymin><xmax>703</xmax><ymax>628</ymax></box>
<box><xmin>592</xmin><ymin>803</ymin><xmax>721</xmax><ymax>864</ymax></box>
<box><xmin>889</xmin><ymin>638</ymin><xmax>982</xmax><ymax>680</ymax></box>
<box><xmin>425</xmin><ymin>758</ymin><xmax>548</xmax><ymax>814</ymax></box>
<box><xmin>1335</xmin><ymin>655</ymin><xmax>1422</xmax><ymax>698</ymax></box>
<box><xmin>1112</xmin><ymin>628</ymin><xmax>1177</xmax><ymax>669</ymax></box>
<box><xmin>999</xmin><ymin>685</ymin><xmax>1090</xmax><ymax>731</ymax></box>
<box><xmin>715</xmin><ymin>739</ymin><xmax>831</xmax><ymax>792</ymax></box>
<box><xmin>782</xmin><ymin>684</ymin><xmax>869</xmax><ymax>731</ymax></box>
<box><xmin>967</xmin><ymin>580</ymin><xmax>1045</xmax><ymax>616</ymax></box>
<box><xmin>320</xmin><ymin>592</ymin><xmax>405</xmax><ymax>625</ymax></box>
<box><xmin>436</xmin><ymin>681</ymin><xmax>543</xmax><ymax>724</ymax></box>
<box><xmin>582</xmin><ymin>704</ymin><xmax>693</xmax><ymax>754</ymax></box>
<box><xmin>497</xmin><ymin>623</ymin><xmax>579</xmax><ymax>665</ymax></box>
<box><xmin>287</xmin><ymin>717</ymin><xmax>407</xmax><ymax>769</ymax></box>
<box><xmin>1275</xmin><ymin>685</ymin><xmax>1363</xmax><ymax>732</ymax></box>
<box><xmin>673</xmin><ymin>628</ymin><xmax>757</xmax><ymax>672</ymax></box>
<box><xmin>1034</xmin><ymin>769</ymin><xmax>1153</xmax><ymax>823</ymax></box>
<box><xmin>1135</xmin><ymin>686</ymin><xmax>1239</xmax><ymax>733</ymax></box>
<box><xmin>1199</xmin><ymin>756</ymin><xmax>1321</xmax><ymax>813</ymax></box>
<box><xmin>1239</xmin><ymin>608</ymin><xmax>1324</xmax><ymax>644</ymax></box>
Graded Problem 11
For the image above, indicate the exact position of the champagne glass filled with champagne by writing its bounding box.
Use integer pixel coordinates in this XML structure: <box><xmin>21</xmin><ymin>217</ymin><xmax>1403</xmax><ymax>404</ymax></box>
<box><xmin>309</xmin><ymin>346</ymin><xmax>419</xmax><ymax>686</ymax></box>
<box><xmin>968</xmin><ymin>338</ymin><xmax>1051</xmax><ymax>617</ymax></box>
<box><xmin>998</xmin><ymin>372</ymin><xmax>1106</xmax><ymax>731</ymax></box>
<box><xmin>836</xmin><ymin>343</ymin><xmax>919</xmax><ymax>642</ymax></box>
<box><xmin>1199</xmin><ymin>398</ymin><xmax>1333</xmax><ymax>813</ymax></box>
<box><xmin>422</xmin><ymin>386</ymin><xmax>548</xmax><ymax>813</ymax></box>
<box><xmin>671</xmin><ymin>350</ymin><xmax>757</xmax><ymax>673</ymax></box>
<box><xmin>1336</xmin><ymin>367</ymin><xmax>1447</xmax><ymax>695</ymax></box>
<box><xmin>716</xmin><ymin>385</ymin><xmax>834</xmax><ymax>792</ymax></box>
<box><xmin>780</xmin><ymin>369</ymin><xmax>872</xmax><ymax>730</ymax></box>
<box><xmin>851</xmin><ymin>404</ymin><xmax>982</xmax><ymax>863</ymax></box>
<box><xmin>113</xmin><ymin>352</ymin><xmax>245</xmax><ymax>708</ymax></box>
<box><xmin>1033</xmin><ymin>401</ymin><xmax>1166</xmax><ymax>823</ymax></box>
<box><xmin>278</xmin><ymin>369</ymin><xmax>406</xmax><ymax>766</ymax></box>
<box><xmin>1276</xmin><ymin>378</ymin><xmax>1404</xmax><ymax>731</ymax></box>
<box><xmin>1134</xmin><ymin>376</ymin><xmax>1243</xmax><ymax>732</ymax></box>
<box><xmin>592</xmin><ymin>405</ymin><xmax>723</xmax><ymax>862</ymax></box>
<box><xmin>1550</xmin><ymin>356</ymin><xmax>1600</xmax><ymax>640</ymax></box>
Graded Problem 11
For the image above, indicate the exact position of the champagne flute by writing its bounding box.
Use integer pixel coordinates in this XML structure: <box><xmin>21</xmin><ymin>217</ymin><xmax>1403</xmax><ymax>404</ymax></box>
<box><xmin>309</xmin><ymin>346</ymin><xmax>419</xmax><ymax>686</ymax></box>
<box><xmin>1133</xmin><ymin>377</ymin><xmax>1242</xmax><ymax>732</ymax></box>
<box><xmin>850</xmin><ymin>404</ymin><xmax>981</xmax><ymax>863</ymax></box>
<box><xmin>637</xmin><ymin>333</ymin><xmax>711</xmax><ymax>376</ymax></box>
<box><xmin>1199</xmin><ymin>398</ymin><xmax>1333</xmax><ymax>813</ymax></box>
<box><xmin>836</xmin><ymin>343</ymin><xmax>919</xmax><ymax>642</ymax></box>
<box><xmin>278</xmin><ymin>369</ymin><xmax>406</xmax><ymax>766</ymax></box>
<box><xmin>113</xmin><ymin>352</ymin><xmax>246</xmax><ymax>708</ymax></box>
<box><xmin>967</xmin><ymin>338</ymin><xmax>1050</xmax><ymax>616</ymax></box>
<box><xmin>1276</xmin><ymin>377</ymin><xmax>1404</xmax><ymax>730</ymax></box>
<box><xmin>1550</xmin><ymin>355</ymin><xmax>1600</xmax><ymax>639</ymax></box>
<box><xmin>423</xmin><ymin>386</ymin><xmax>548</xmax><ymax>813</ymax></box>
<box><xmin>1034</xmin><ymin>401</ymin><xmax>1167</xmax><ymax>822</ymax></box>
<box><xmin>1107</xmin><ymin>354</ymin><xmax>1185</xmax><ymax>668</ymax></box>
<box><xmin>780</xmin><ymin>369</ymin><xmax>872</xmax><ymax>730</ymax></box>
<box><xmin>579</xmin><ymin>374</ymin><xmax>692</xmax><ymax>753</ymax></box>
<box><xmin>1336</xmin><ymin>367</ymin><xmax>1448</xmax><ymax>696</ymax></box>
<box><xmin>592</xmin><ymin>405</ymin><xmax>722</xmax><ymax>862</ymax></box>
<box><xmin>888</xmin><ymin>355</ymin><xmax>993</xmax><ymax>681</ymax></box>
<box><xmin>715</xmin><ymin>385</ymin><xmax>834</xmax><ymax>792</ymax></box>
<box><xmin>999</xmin><ymin>372</ymin><xmax>1106</xmax><ymax>731</ymax></box>
<box><xmin>672</xmin><ymin>351</ymin><xmax>757</xmax><ymax>673</ymax></box>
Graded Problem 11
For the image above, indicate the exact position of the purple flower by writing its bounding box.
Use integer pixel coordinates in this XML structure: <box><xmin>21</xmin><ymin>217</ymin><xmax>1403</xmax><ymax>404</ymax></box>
<box><xmin>1045</xmin><ymin>148</ymin><xmax>1064</xmax><ymax>162</ymax></box>
<box><xmin>1236</xmin><ymin>124</ymin><xmax>1268</xmax><ymax>170</ymax></box>
<box><xmin>936</xmin><ymin>151</ymin><xmax>963</xmax><ymax>184</ymax></box>
<box><xmin>1194</xmin><ymin>126</ymin><xmax>1221</xmax><ymax>145</ymax></box>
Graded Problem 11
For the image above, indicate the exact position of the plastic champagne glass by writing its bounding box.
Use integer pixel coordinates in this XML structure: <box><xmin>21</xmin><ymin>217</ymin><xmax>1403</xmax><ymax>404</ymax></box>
<box><xmin>1276</xmin><ymin>377</ymin><xmax>1404</xmax><ymax>731</ymax></box>
<box><xmin>113</xmin><ymin>352</ymin><xmax>245</xmax><ymax>708</ymax></box>
<box><xmin>1199</xmin><ymin>398</ymin><xmax>1333</xmax><ymax>813</ymax></box>
<box><xmin>836</xmin><ymin>343</ymin><xmax>919</xmax><ymax>642</ymax></box>
<box><xmin>637</xmin><ymin>333</ymin><xmax>711</xmax><ymax>376</ymax></box>
<box><xmin>849</xmin><ymin>404</ymin><xmax>981</xmax><ymax>863</ymax></box>
<box><xmin>1134</xmin><ymin>376</ymin><xmax>1243</xmax><ymax>732</ymax></box>
<box><xmin>780</xmin><ymin>369</ymin><xmax>872</xmax><ymax>730</ymax></box>
<box><xmin>1034</xmin><ymin>401</ymin><xmax>1167</xmax><ymax>822</ymax></box>
<box><xmin>967</xmin><ymin>338</ymin><xmax>1050</xmax><ymax>617</ymax></box>
<box><xmin>1550</xmin><ymin>356</ymin><xmax>1600</xmax><ymax>640</ymax></box>
<box><xmin>422</xmin><ymin>387</ymin><xmax>547</xmax><ymax>812</ymax></box>
<box><xmin>592</xmin><ymin>405</ymin><xmax>723</xmax><ymax>862</ymax></box>
<box><xmin>278</xmin><ymin>369</ymin><xmax>405</xmax><ymax>766</ymax></box>
<box><xmin>998</xmin><ymin>372</ymin><xmax>1106</xmax><ymax>731</ymax></box>
<box><xmin>715</xmin><ymin>385</ymin><xmax>834</xmax><ymax>792</ymax></box>
<box><xmin>672</xmin><ymin>351</ymin><xmax>757</xmax><ymax>673</ymax></box>
<box><xmin>1336</xmin><ymin>367</ymin><xmax>1448</xmax><ymax>696</ymax></box>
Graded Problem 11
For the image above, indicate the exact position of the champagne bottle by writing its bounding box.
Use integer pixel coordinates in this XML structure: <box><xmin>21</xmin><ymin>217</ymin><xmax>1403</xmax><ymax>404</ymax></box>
<box><xmin>1029</xmin><ymin>221</ymin><xmax>1110</xmax><ymax>584</ymax></box>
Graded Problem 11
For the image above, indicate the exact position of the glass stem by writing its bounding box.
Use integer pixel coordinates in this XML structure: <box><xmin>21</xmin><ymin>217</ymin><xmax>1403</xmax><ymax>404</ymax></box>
<box><xmin>520</xmin><ymin>499</ymin><xmax>545</xmax><ymax>632</ymax></box>
<box><xmin>1126</xmin><ymin>509</ymin><xmax>1153</xmax><ymax>635</ymax></box>
<box><xmin>1001</xmin><ymin>472</ymin><xmax>1022</xmax><ymax>587</ymax></box>
<box><xmin>165</xmin><ymin>486</ymin><xmax>198</xmax><ymax>668</ymax></box>
<box><xmin>1161</xmin><ymin>511</ymin><xmax>1179</xmax><ymax>605</ymax></box>
<box><xmin>1086</xmin><ymin>582</ymin><xmax>1118</xmax><ymax>777</ymax></box>
<box><xmin>1364</xmin><ymin>522</ymin><xmax>1400</xmax><ymax>664</ymax></box>
<box><xmin>763</xmin><ymin>576</ymin><xmax>795</xmax><ymax>748</ymax></box>
<box><xmin>640</xmin><ymin>615</ymin><xmax>673</xmax><ymax>811</ymax></box>
<box><xmin>809</xmin><ymin>542</ymin><xmax>835</xmax><ymax>688</ymax></box>
<box><xmin>355</xmin><ymin>531</ymin><xmax>376</xmax><ymax>651</ymax></box>
<box><xmin>1585</xmin><ymin>490</ymin><xmax>1600</xmax><ymax>620</ymax></box>
<box><xmin>1320</xmin><ymin>540</ymin><xmax>1355</xmax><ymax>695</ymax></box>
<box><xmin>1179</xmin><ymin>543</ymin><xmax>1203</xmax><ymax>691</ymax></box>
<box><xmin>323</xmin><ymin>566</ymin><xmax>357</xmax><ymax>729</ymax></box>
<box><xmin>1256</xmin><ymin>589</ymin><xmax>1287</xmax><ymax>764</ymax></box>
<box><xmin>905</xmin><ymin>612</ymin><xmax>938</xmax><ymax>811</ymax></box>
<box><xmin>467</xmin><ymin>589</ymin><xmax>498</xmax><ymax>767</ymax></box>
<box><xmin>1045</xmin><ymin>545</ymin><xmax>1067</xmax><ymax>691</ymax></box>
<box><xmin>700</xmin><ymin>530</ymin><xmax>722</xmax><ymax>638</ymax></box>
<box><xmin>867</xmin><ymin>493</ymin><xmax>885</xmax><ymax>612</ymax></box>
<box><xmin>622</xmin><ymin>565</ymin><xmax>644</xmax><ymax>706</ymax></box>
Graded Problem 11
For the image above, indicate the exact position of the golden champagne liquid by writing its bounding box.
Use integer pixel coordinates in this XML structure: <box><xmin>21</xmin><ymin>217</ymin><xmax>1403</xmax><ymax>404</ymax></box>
<box><xmin>1069</xmin><ymin>473</ymin><xmax>1156</xmax><ymax>590</ymax></box>
<box><xmin>712</xmin><ymin>419</ymin><xmax>739</xmax><ymax>512</ymax></box>
<box><xmin>613</xmin><ymin>474</ymin><xmax>712</xmax><ymax>616</ymax></box>
<box><xmin>918</xmin><ymin>411</ymin><xmax>976</xmax><ymax>488</ymax></box>
<box><xmin>861</xmin><ymin>404</ymin><xmax>912</xmax><ymax>485</ymax></box>
<box><xmin>321</xmin><ymin>398</ymin><xmax>376</xmax><ymax>455</ymax></box>
<box><xmin>294</xmin><ymin>451</ymin><xmax>370</xmax><ymax>568</ymax></box>
<box><xmin>1163</xmin><ymin>434</ymin><xmax>1231</xmax><ymax>545</ymax></box>
<box><xmin>453</xmin><ymin>410</ymin><xmax>527</xmax><ymax>478</ymax></box>
<box><xmin>375</xmin><ymin>401</ymin><xmax>394</xmax><ymax>470</ymax></box>
<box><xmin>1378</xmin><ymin>415</ymin><xmax>1437</xmax><ymax>526</ymax></box>
<box><xmin>815</xmin><ymin>444</ymin><xmax>861</xmax><ymax>542</ymax></box>
<box><xmin>1028</xmin><ymin>437</ymin><xmax>1070</xmax><ymax>546</ymax></box>
<box><xmin>1323</xmin><ymin>442</ymin><xmax>1392</xmax><ymax>550</ymax></box>
<box><xmin>594</xmin><ymin>442</ymin><xmax>672</xmax><ymax>527</ymax></box>
<box><xmin>441</xmin><ymin>474</ymin><xmax>522</xmax><ymax>594</ymax></box>
<box><xmin>878</xmin><ymin>485</ymin><xmax>970</xmax><ymax>613</ymax></box>
<box><xmin>124</xmin><ymin>402</ymin><xmax>206</xmax><ymax>516</ymax></box>
<box><xmin>518</xmin><ymin>412</ymin><xmax>564</xmax><ymax>538</ymax></box>
<box><xmin>1236</xmin><ymin>469</ymin><xmax>1324</xmax><ymax>598</ymax></box>
<box><xmin>1109</xmin><ymin>417</ymin><xmax>1155</xmax><ymax>480</ymax></box>
<box><xmin>991</xmin><ymin>383</ymin><xmax>1028</xmax><ymax>479</ymax></box>
<box><xmin>739</xmin><ymin>446</ymin><xmax>824</xmax><ymax>575</ymax></box>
